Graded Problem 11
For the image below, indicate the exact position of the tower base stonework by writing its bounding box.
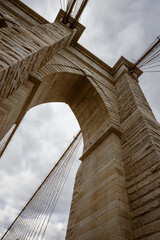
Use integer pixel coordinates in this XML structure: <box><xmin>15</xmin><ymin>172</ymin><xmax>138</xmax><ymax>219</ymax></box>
<box><xmin>115</xmin><ymin>72</ymin><xmax>160</xmax><ymax>240</ymax></box>
<box><xmin>66</xmin><ymin>68</ymin><xmax>160</xmax><ymax>240</ymax></box>
<box><xmin>0</xmin><ymin>1</ymin><xmax>160</xmax><ymax>239</ymax></box>
<box><xmin>66</xmin><ymin>132</ymin><xmax>133</xmax><ymax>240</ymax></box>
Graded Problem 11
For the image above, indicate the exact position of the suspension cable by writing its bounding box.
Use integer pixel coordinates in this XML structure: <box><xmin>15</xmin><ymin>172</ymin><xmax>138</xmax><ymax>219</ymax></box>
<box><xmin>1</xmin><ymin>131</ymin><xmax>82</xmax><ymax>240</ymax></box>
<box><xmin>131</xmin><ymin>35</ymin><xmax>160</xmax><ymax>73</ymax></box>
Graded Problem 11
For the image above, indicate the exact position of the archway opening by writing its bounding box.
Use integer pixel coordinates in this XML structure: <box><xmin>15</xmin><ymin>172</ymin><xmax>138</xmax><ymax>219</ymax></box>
<box><xmin>31</xmin><ymin>71</ymin><xmax>110</xmax><ymax>153</ymax></box>
<box><xmin>0</xmin><ymin>102</ymin><xmax>82</xmax><ymax>240</ymax></box>
<box><xmin>0</xmin><ymin>69</ymin><xmax>110</xmax><ymax>239</ymax></box>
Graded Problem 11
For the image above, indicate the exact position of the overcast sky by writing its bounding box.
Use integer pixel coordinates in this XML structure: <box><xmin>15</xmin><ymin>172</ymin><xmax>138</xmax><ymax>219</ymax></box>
<box><xmin>0</xmin><ymin>0</ymin><xmax>160</xmax><ymax>239</ymax></box>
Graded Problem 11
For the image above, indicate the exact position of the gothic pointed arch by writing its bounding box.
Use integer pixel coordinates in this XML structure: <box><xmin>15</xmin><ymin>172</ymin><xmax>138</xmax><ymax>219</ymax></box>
<box><xmin>29</xmin><ymin>56</ymin><xmax>120</xmax><ymax>153</ymax></box>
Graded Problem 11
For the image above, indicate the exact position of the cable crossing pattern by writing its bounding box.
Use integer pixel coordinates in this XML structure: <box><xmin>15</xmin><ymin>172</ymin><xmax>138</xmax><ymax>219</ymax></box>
<box><xmin>1</xmin><ymin>131</ymin><xmax>82</xmax><ymax>240</ymax></box>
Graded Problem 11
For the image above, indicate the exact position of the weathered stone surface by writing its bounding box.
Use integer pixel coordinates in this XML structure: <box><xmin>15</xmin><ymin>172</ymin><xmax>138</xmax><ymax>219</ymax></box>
<box><xmin>0</xmin><ymin>22</ymin><xmax>72</xmax><ymax>100</ymax></box>
<box><xmin>0</xmin><ymin>1</ymin><xmax>160</xmax><ymax>240</ymax></box>
<box><xmin>115</xmin><ymin>71</ymin><xmax>160</xmax><ymax>240</ymax></box>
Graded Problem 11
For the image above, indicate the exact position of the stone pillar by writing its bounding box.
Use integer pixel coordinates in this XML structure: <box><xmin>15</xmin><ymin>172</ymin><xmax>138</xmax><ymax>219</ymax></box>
<box><xmin>66</xmin><ymin>129</ymin><xmax>132</xmax><ymax>240</ymax></box>
<box><xmin>115</xmin><ymin>69</ymin><xmax>160</xmax><ymax>239</ymax></box>
<box><xmin>0</xmin><ymin>21</ymin><xmax>72</xmax><ymax>101</ymax></box>
<box><xmin>0</xmin><ymin>21</ymin><xmax>72</xmax><ymax>140</ymax></box>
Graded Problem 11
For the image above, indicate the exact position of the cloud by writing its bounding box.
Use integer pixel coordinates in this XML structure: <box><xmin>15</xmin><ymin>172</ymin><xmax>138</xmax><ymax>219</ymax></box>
<box><xmin>0</xmin><ymin>1</ymin><xmax>160</xmax><ymax>239</ymax></box>
<box><xmin>0</xmin><ymin>103</ymin><xmax>81</xmax><ymax>239</ymax></box>
<box><xmin>80</xmin><ymin>0</ymin><xmax>160</xmax><ymax>65</ymax></box>
<box><xmin>21</xmin><ymin>0</ymin><xmax>60</xmax><ymax>22</ymax></box>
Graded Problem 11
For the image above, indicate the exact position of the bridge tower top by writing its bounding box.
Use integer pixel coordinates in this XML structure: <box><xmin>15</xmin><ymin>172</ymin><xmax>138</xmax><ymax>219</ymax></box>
<box><xmin>61</xmin><ymin>0</ymin><xmax>89</xmax><ymax>29</ymax></box>
<box><xmin>0</xmin><ymin>1</ymin><xmax>160</xmax><ymax>240</ymax></box>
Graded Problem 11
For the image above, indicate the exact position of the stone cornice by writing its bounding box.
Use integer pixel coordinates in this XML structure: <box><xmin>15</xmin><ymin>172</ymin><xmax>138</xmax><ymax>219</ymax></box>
<box><xmin>112</xmin><ymin>56</ymin><xmax>143</xmax><ymax>78</ymax></box>
<box><xmin>114</xmin><ymin>69</ymin><xmax>140</xmax><ymax>85</ymax></box>
<box><xmin>73</xmin><ymin>43</ymin><xmax>113</xmax><ymax>74</ymax></box>
<box><xmin>80</xmin><ymin>126</ymin><xmax>122</xmax><ymax>161</ymax></box>
<box><xmin>64</xmin><ymin>47</ymin><xmax>114</xmax><ymax>84</ymax></box>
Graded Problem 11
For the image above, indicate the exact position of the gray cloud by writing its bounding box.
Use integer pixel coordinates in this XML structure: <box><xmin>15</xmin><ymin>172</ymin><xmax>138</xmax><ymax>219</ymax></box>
<box><xmin>0</xmin><ymin>103</ymin><xmax>81</xmax><ymax>240</ymax></box>
<box><xmin>0</xmin><ymin>0</ymin><xmax>160</xmax><ymax>239</ymax></box>
<box><xmin>80</xmin><ymin>0</ymin><xmax>160</xmax><ymax>65</ymax></box>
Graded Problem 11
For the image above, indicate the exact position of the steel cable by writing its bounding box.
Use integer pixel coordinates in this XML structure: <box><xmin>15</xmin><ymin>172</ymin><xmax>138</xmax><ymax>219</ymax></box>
<box><xmin>1</xmin><ymin>131</ymin><xmax>82</xmax><ymax>240</ymax></box>
<box><xmin>24</xmin><ymin>135</ymin><xmax>80</xmax><ymax>240</ymax></box>
<box><xmin>133</xmin><ymin>36</ymin><xmax>160</xmax><ymax>72</ymax></box>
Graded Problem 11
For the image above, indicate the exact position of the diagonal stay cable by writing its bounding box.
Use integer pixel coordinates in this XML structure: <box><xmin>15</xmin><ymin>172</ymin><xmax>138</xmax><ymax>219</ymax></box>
<box><xmin>1</xmin><ymin>131</ymin><xmax>82</xmax><ymax>240</ymax></box>
<box><xmin>39</xmin><ymin>136</ymin><xmax>82</xmax><ymax>240</ymax></box>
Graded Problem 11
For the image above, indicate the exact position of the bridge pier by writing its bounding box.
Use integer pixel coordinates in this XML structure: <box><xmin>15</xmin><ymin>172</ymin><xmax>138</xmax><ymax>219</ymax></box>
<box><xmin>66</xmin><ymin>131</ymin><xmax>132</xmax><ymax>240</ymax></box>
<box><xmin>0</xmin><ymin>1</ymin><xmax>160</xmax><ymax>239</ymax></box>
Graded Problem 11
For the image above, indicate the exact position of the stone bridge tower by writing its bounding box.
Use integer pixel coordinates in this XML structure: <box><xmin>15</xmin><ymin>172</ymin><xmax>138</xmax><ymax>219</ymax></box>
<box><xmin>0</xmin><ymin>1</ymin><xmax>160</xmax><ymax>239</ymax></box>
